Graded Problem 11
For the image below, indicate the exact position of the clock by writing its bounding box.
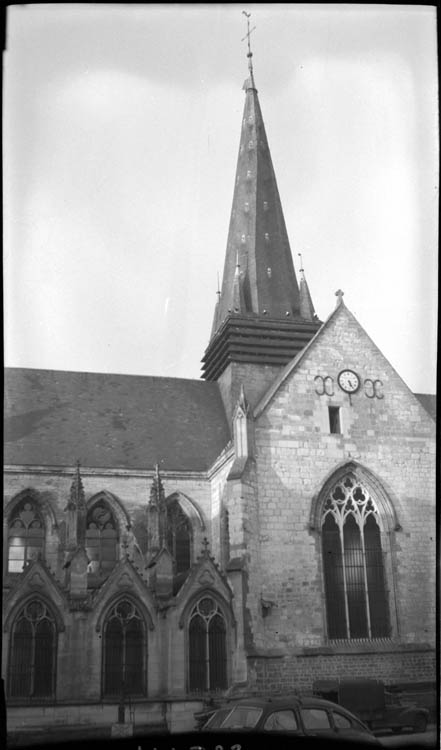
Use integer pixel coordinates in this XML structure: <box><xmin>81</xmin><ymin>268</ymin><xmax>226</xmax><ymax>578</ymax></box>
<box><xmin>337</xmin><ymin>369</ymin><xmax>360</xmax><ymax>394</ymax></box>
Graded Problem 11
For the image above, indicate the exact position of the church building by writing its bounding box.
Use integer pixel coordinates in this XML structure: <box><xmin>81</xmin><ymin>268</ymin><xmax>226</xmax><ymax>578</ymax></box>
<box><xmin>3</xmin><ymin>41</ymin><xmax>436</xmax><ymax>740</ymax></box>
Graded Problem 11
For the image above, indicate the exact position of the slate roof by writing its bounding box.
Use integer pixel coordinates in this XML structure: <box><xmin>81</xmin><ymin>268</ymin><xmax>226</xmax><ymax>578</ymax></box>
<box><xmin>211</xmin><ymin>75</ymin><xmax>305</xmax><ymax>336</ymax></box>
<box><xmin>4</xmin><ymin>368</ymin><xmax>231</xmax><ymax>471</ymax></box>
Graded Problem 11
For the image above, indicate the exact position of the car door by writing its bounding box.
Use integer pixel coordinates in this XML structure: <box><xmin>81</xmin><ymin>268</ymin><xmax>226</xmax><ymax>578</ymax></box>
<box><xmin>331</xmin><ymin>708</ymin><xmax>372</xmax><ymax>743</ymax></box>
<box><xmin>300</xmin><ymin>707</ymin><xmax>334</xmax><ymax>738</ymax></box>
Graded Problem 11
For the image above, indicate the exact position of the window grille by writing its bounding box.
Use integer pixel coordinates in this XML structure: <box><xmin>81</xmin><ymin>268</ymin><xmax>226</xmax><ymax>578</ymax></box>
<box><xmin>189</xmin><ymin>597</ymin><xmax>227</xmax><ymax>692</ymax></box>
<box><xmin>8</xmin><ymin>600</ymin><xmax>56</xmax><ymax>698</ymax></box>
<box><xmin>8</xmin><ymin>501</ymin><xmax>44</xmax><ymax>573</ymax></box>
<box><xmin>86</xmin><ymin>502</ymin><xmax>118</xmax><ymax>576</ymax></box>
<box><xmin>103</xmin><ymin>599</ymin><xmax>146</xmax><ymax>697</ymax></box>
<box><xmin>321</xmin><ymin>475</ymin><xmax>390</xmax><ymax>639</ymax></box>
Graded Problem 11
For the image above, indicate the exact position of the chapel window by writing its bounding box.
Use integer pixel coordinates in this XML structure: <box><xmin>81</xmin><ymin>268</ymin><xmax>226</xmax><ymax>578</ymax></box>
<box><xmin>8</xmin><ymin>500</ymin><xmax>45</xmax><ymax>573</ymax></box>
<box><xmin>188</xmin><ymin>596</ymin><xmax>227</xmax><ymax>693</ymax></box>
<box><xmin>102</xmin><ymin>599</ymin><xmax>146</xmax><ymax>698</ymax></box>
<box><xmin>166</xmin><ymin>500</ymin><xmax>192</xmax><ymax>593</ymax></box>
<box><xmin>86</xmin><ymin>501</ymin><xmax>118</xmax><ymax>576</ymax></box>
<box><xmin>321</xmin><ymin>475</ymin><xmax>390</xmax><ymax>639</ymax></box>
<box><xmin>8</xmin><ymin>600</ymin><xmax>56</xmax><ymax>699</ymax></box>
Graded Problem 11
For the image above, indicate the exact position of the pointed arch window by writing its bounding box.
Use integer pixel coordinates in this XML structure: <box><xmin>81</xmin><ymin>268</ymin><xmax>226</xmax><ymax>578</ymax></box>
<box><xmin>103</xmin><ymin>599</ymin><xmax>146</xmax><ymax>698</ymax></box>
<box><xmin>8</xmin><ymin>500</ymin><xmax>45</xmax><ymax>573</ymax></box>
<box><xmin>166</xmin><ymin>500</ymin><xmax>192</xmax><ymax>593</ymax></box>
<box><xmin>188</xmin><ymin>596</ymin><xmax>227</xmax><ymax>692</ymax></box>
<box><xmin>86</xmin><ymin>501</ymin><xmax>118</xmax><ymax>576</ymax></box>
<box><xmin>8</xmin><ymin>600</ymin><xmax>56</xmax><ymax>699</ymax></box>
<box><xmin>321</xmin><ymin>475</ymin><xmax>390</xmax><ymax>639</ymax></box>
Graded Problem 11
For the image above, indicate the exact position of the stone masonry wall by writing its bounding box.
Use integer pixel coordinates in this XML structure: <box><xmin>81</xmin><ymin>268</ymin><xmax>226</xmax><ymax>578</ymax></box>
<box><xmin>243</xmin><ymin>304</ymin><xmax>435</xmax><ymax>686</ymax></box>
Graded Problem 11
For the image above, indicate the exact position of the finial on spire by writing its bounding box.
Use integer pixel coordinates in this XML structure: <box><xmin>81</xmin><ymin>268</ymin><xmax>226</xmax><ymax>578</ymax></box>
<box><xmin>298</xmin><ymin>252</ymin><xmax>305</xmax><ymax>277</ymax></box>
<box><xmin>69</xmin><ymin>459</ymin><xmax>85</xmax><ymax>509</ymax></box>
<box><xmin>216</xmin><ymin>272</ymin><xmax>221</xmax><ymax>299</ymax></box>
<box><xmin>335</xmin><ymin>289</ymin><xmax>344</xmax><ymax>307</ymax></box>
<box><xmin>242</xmin><ymin>11</ymin><xmax>256</xmax><ymax>85</ymax></box>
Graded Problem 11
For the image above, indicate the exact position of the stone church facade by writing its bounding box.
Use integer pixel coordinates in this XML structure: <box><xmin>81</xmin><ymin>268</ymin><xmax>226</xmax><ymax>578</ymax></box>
<box><xmin>3</xmin><ymin>53</ymin><xmax>436</xmax><ymax>739</ymax></box>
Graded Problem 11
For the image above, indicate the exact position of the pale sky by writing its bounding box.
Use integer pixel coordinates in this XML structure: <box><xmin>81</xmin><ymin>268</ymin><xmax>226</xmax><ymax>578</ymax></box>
<box><xmin>3</xmin><ymin>4</ymin><xmax>438</xmax><ymax>393</ymax></box>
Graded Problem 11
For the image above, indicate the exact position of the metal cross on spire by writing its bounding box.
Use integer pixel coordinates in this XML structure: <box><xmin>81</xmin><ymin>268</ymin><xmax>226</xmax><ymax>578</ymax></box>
<box><xmin>241</xmin><ymin>11</ymin><xmax>256</xmax><ymax>80</ymax></box>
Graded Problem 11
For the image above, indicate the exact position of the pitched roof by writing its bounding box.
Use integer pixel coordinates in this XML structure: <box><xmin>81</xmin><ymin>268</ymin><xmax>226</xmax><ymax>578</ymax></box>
<box><xmin>4</xmin><ymin>368</ymin><xmax>231</xmax><ymax>471</ymax></box>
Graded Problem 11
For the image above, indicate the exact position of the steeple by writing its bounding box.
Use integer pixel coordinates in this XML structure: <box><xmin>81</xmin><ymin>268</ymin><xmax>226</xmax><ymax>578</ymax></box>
<box><xmin>202</xmin><ymin>18</ymin><xmax>320</xmax><ymax>381</ymax></box>
<box><xmin>65</xmin><ymin>460</ymin><xmax>87</xmax><ymax>549</ymax></box>
<box><xmin>298</xmin><ymin>253</ymin><xmax>317</xmax><ymax>322</ymax></box>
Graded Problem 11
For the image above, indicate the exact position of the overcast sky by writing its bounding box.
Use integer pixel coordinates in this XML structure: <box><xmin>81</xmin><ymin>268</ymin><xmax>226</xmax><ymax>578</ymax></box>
<box><xmin>4</xmin><ymin>4</ymin><xmax>438</xmax><ymax>393</ymax></box>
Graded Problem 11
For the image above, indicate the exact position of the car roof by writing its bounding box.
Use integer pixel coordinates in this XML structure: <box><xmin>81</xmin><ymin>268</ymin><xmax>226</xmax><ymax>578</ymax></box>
<box><xmin>221</xmin><ymin>695</ymin><xmax>363</xmax><ymax>716</ymax></box>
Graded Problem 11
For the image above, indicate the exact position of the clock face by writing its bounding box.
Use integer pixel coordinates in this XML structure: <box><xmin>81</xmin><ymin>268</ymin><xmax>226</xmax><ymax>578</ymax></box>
<box><xmin>338</xmin><ymin>369</ymin><xmax>360</xmax><ymax>393</ymax></box>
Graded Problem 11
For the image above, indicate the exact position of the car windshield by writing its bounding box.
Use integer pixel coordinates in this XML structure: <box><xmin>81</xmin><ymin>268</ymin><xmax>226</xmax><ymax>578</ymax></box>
<box><xmin>204</xmin><ymin>708</ymin><xmax>234</xmax><ymax>729</ymax></box>
<box><xmin>219</xmin><ymin>705</ymin><xmax>263</xmax><ymax>729</ymax></box>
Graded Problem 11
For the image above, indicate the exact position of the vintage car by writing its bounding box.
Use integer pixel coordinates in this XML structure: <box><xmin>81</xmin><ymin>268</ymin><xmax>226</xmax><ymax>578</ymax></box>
<box><xmin>312</xmin><ymin>679</ymin><xmax>429</xmax><ymax>734</ymax></box>
<box><xmin>200</xmin><ymin>695</ymin><xmax>380</xmax><ymax>744</ymax></box>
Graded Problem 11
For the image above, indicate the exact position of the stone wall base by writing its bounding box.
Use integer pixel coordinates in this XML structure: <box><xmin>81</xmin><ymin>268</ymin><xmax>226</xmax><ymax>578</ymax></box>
<box><xmin>6</xmin><ymin>699</ymin><xmax>205</xmax><ymax>742</ymax></box>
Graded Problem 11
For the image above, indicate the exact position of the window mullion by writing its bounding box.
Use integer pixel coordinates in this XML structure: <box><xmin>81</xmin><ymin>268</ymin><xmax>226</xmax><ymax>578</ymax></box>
<box><xmin>339</xmin><ymin>520</ymin><xmax>351</xmax><ymax>639</ymax></box>
<box><xmin>30</xmin><ymin>622</ymin><xmax>36</xmax><ymax>697</ymax></box>
<box><xmin>205</xmin><ymin>620</ymin><xmax>210</xmax><ymax>691</ymax></box>
<box><xmin>122</xmin><ymin>625</ymin><xmax>126</xmax><ymax>692</ymax></box>
<box><xmin>359</xmin><ymin>520</ymin><xmax>372</xmax><ymax>638</ymax></box>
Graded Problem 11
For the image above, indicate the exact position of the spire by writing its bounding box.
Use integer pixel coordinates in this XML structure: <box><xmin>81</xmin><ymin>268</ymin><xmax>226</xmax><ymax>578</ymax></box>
<box><xmin>65</xmin><ymin>460</ymin><xmax>86</xmax><ymax>550</ymax></box>
<box><xmin>298</xmin><ymin>253</ymin><xmax>317</xmax><ymax>322</ymax></box>
<box><xmin>202</xmin><ymin>16</ymin><xmax>321</xmax><ymax>381</ymax></box>
<box><xmin>147</xmin><ymin>463</ymin><xmax>167</xmax><ymax>553</ymax></box>
<box><xmin>210</xmin><ymin>276</ymin><xmax>221</xmax><ymax>338</ymax></box>
<box><xmin>68</xmin><ymin>460</ymin><xmax>86</xmax><ymax>510</ymax></box>
<box><xmin>209</xmin><ymin>13</ymin><xmax>318</xmax><ymax>336</ymax></box>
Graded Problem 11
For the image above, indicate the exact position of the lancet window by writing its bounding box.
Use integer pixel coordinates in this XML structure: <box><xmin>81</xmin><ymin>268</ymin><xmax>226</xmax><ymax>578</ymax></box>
<box><xmin>166</xmin><ymin>501</ymin><xmax>192</xmax><ymax>575</ymax></box>
<box><xmin>102</xmin><ymin>599</ymin><xmax>146</xmax><ymax>697</ymax></box>
<box><xmin>8</xmin><ymin>500</ymin><xmax>45</xmax><ymax>573</ymax></box>
<box><xmin>8</xmin><ymin>600</ymin><xmax>56</xmax><ymax>699</ymax></box>
<box><xmin>188</xmin><ymin>596</ymin><xmax>227</xmax><ymax>692</ymax></box>
<box><xmin>321</xmin><ymin>475</ymin><xmax>390</xmax><ymax>640</ymax></box>
<box><xmin>86</xmin><ymin>501</ymin><xmax>118</xmax><ymax>576</ymax></box>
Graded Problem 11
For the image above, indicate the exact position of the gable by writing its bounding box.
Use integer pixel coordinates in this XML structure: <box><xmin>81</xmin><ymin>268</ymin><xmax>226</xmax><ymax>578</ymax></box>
<box><xmin>254</xmin><ymin>302</ymin><xmax>435</xmax><ymax>437</ymax></box>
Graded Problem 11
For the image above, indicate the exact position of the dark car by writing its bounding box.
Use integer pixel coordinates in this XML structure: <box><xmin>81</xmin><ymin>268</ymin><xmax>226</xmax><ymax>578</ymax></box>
<box><xmin>201</xmin><ymin>695</ymin><xmax>380</xmax><ymax>744</ymax></box>
<box><xmin>313</xmin><ymin>679</ymin><xmax>430</xmax><ymax>735</ymax></box>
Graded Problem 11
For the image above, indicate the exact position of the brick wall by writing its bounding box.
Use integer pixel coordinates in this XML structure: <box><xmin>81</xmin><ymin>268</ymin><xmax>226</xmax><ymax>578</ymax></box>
<box><xmin>251</xmin><ymin>648</ymin><xmax>436</xmax><ymax>692</ymax></box>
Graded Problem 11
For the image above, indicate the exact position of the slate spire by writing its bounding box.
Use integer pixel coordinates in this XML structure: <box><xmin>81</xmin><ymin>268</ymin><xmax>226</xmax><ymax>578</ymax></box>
<box><xmin>212</xmin><ymin>68</ymin><xmax>302</xmax><ymax>330</ymax></box>
<box><xmin>202</xmin><ymin>23</ymin><xmax>321</xmax><ymax>381</ymax></box>
<box><xmin>298</xmin><ymin>254</ymin><xmax>317</xmax><ymax>323</ymax></box>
